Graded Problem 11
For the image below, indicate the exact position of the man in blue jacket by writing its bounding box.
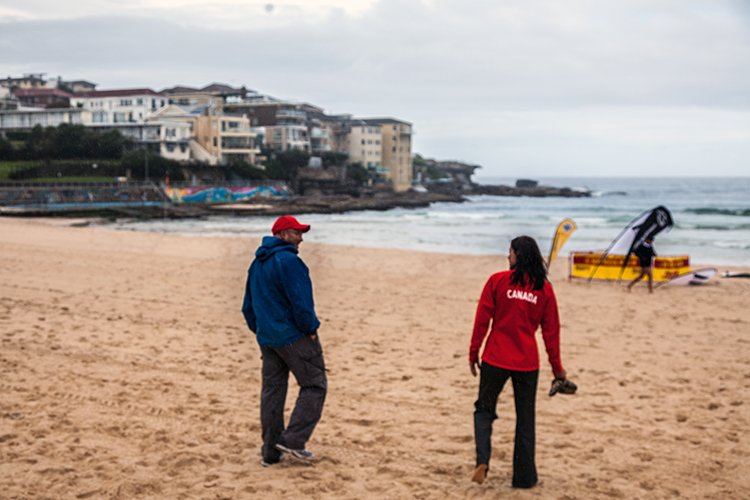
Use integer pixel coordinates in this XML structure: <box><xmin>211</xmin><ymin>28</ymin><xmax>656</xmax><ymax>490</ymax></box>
<box><xmin>242</xmin><ymin>215</ymin><xmax>326</xmax><ymax>466</ymax></box>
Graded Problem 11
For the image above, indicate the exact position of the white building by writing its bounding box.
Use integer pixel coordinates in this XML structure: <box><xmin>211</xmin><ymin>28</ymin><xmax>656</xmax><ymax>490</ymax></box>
<box><xmin>0</xmin><ymin>107</ymin><xmax>91</xmax><ymax>129</ymax></box>
<box><xmin>70</xmin><ymin>88</ymin><xmax>167</xmax><ymax>125</ymax></box>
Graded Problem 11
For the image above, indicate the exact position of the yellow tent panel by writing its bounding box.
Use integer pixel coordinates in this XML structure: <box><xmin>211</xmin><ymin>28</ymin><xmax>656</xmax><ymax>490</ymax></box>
<box><xmin>568</xmin><ymin>252</ymin><xmax>691</xmax><ymax>282</ymax></box>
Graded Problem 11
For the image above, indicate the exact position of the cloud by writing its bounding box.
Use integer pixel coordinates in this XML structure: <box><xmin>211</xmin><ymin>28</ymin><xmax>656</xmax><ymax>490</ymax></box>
<box><xmin>1</xmin><ymin>0</ymin><xmax>749</xmax><ymax>176</ymax></box>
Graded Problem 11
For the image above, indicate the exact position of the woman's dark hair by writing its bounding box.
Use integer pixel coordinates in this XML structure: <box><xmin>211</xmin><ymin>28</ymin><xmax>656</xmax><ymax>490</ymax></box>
<box><xmin>510</xmin><ymin>235</ymin><xmax>547</xmax><ymax>290</ymax></box>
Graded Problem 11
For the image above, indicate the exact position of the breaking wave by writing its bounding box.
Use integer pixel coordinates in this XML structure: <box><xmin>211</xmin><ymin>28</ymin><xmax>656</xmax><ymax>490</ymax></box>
<box><xmin>685</xmin><ymin>208</ymin><xmax>750</xmax><ymax>217</ymax></box>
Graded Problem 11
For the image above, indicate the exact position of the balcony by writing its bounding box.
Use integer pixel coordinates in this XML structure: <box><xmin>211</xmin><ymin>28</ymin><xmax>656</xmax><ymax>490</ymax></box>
<box><xmin>221</xmin><ymin>121</ymin><xmax>251</xmax><ymax>134</ymax></box>
<box><xmin>221</xmin><ymin>137</ymin><xmax>255</xmax><ymax>150</ymax></box>
<box><xmin>276</xmin><ymin>109</ymin><xmax>306</xmax><ymax>121</ymax></box>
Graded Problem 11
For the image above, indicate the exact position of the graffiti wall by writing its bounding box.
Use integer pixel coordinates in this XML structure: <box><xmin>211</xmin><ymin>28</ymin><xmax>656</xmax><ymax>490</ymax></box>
<box><xmin>165</xmin><ymin>184</ymin><xmax>289</xmax><ymax>204</ymax></box>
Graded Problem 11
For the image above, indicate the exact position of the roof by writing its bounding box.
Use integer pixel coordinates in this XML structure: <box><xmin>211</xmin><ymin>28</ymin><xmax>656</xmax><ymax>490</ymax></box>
<box><xmin>357</xmin><ymin>117</ymin><xmax>412</xmax><ymax>126</ymax></box>
<box><xmin>12</xmin><ymin>88</ymin><xmax>73</xmax><ymax>98</ymax></box>
<box><xmin>160</xmin><ymin>85</ymin><xmax>200</xmax><ymax>94</ymax></box>
<box><xmin>148</xmin><ymin>104</ymin><xmax>191</xmax><ymax>117</ymax></box>
<box><xmin>3</xmin><ymin>75</ymin><xmax>46</xmax><ymax>84</ymax></box>
<box><xmin>73</xmin><ymin>88</ymin><xmax>162</xmax><ymax>98</ymax></box>
<box><xmin>201</xmin><ymin>83</ymin><xmax>244</xmax><ymax>94</ymax></box>
<box><xmin>63</xmin><ymin>80</ymin><xmax>97</xmax><ymax>86</ymax></box>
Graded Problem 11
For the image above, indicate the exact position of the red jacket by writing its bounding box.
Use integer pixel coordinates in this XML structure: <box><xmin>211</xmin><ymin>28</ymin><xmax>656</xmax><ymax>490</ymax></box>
<box><xmin>469</xmin><ymin>270</ymin><xmax>564</xmax><ymax>376</ymax></box>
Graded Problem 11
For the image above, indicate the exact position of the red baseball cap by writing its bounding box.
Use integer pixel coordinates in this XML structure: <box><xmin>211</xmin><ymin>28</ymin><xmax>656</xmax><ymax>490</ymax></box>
<box><xmin>272</xmin><ymin>215</ymin><xmax>311</xmax><ymax>235</ymax></box>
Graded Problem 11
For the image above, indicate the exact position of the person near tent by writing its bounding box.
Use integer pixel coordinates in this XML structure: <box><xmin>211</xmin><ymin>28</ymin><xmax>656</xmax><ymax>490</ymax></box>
<box><xmin>627</xmin><ymin>237</ymin><xmax>656</xmax><ymax>293</ymax></box>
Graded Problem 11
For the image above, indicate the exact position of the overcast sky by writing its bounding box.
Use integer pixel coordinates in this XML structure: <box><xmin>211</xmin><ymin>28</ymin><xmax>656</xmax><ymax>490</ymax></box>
<box><xmin>2</xmin><ymin>0</ymin><xmax>749</xmax><ymax>178</ymax></box>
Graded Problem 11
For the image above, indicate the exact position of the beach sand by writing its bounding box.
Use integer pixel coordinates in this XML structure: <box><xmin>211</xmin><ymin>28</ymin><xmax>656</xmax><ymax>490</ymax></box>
<box><xmin>1</xmin><ymin>217</ymin><xmax>748</xmax><ymax>499</ymax></box>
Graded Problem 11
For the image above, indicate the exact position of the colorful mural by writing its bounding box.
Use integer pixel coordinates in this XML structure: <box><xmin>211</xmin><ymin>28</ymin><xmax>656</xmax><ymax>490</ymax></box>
<box><xmin>165</xmin><ymin>184</ymin><xmax>289</xmax><ymax>204</ymax></box>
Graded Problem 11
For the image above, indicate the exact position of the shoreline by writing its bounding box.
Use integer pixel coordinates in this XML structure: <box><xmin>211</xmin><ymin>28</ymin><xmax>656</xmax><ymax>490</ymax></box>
<box><xmin>0</xmin><ymin>182</ymin><xmax>592</xmax><ymax>219</ymax></box>
<box><xmin>18</xmin><ymin>216</ymin><xmax>750</xmax><ymax>270</ymax></box>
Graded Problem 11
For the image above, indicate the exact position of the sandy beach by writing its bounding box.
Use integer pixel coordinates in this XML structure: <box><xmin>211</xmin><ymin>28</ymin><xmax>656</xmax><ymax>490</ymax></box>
<box><xmin>1</xmin><ymin>216</ymin><xmax>748</xmax><ymax>499</ymax></box>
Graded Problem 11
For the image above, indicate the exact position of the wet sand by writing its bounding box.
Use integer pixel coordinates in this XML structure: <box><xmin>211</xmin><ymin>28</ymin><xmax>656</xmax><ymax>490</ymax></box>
<box><xmin>0</xmin><ymin>217</ymin><xmax>748</xmax><ymax>498</ymax></box>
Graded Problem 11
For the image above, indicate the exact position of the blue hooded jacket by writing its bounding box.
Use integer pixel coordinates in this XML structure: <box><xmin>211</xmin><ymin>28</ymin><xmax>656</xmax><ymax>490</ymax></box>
<box><xmin>242</xmin><ymin>236</ymin><xmax>320</xmax><ymax>347</ymax></box>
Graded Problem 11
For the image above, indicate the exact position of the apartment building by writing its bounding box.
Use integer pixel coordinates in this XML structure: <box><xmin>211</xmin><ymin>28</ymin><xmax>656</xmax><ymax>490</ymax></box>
<box><xmin>161</xmin><ymin>83</ymin><xmax>249</xmax><ymax>109</ymax></box>
<box><xmin>365</xmin><ymin>118</ymin><xmax>413</xmax><ymax>192</ymax></box>
<box><xmin>70</xmin><ymin>88</ymin><xmax>167</xmax><ymax>124</ymax></box>
<box><xmin>223</xmin><ymin>98</ymin><xmax>334</xmax><ymax>153</ymax></box>
<box><xmin>1</xmin><ymin>74</ymin><xmax>47</xmax><ymax>90</ymax></box>
<box><xmin>12</xmin><ymin>88</ymin><xmax>73</xmax><ymax>108</ymax></box>
<box><xmin>340</xmin><ymin>118</ymin><xmax>413</xmax><ymax>191</ymax></box>
<box><xmin>345</xmin><ymin>121</ymin><xmax>384</xmax><ymax>171</ymax></box>
<box><xmin>193</xmin><ymin>113</ymin><xmax>259</xmax><ymax>165</ymax></box>
<box><xmin>149</xmin><ymin>104</ymin><xmax>258</xmax><ymax>165</ymax></box>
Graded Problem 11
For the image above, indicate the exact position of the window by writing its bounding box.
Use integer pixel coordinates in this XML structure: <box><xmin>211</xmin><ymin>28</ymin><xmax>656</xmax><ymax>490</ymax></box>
<box><xmin>221</xmin><ymin>120</ymin><xmax>240</xmax><ymax>132</ymax></box>
<box><xmin>136</xmin><ymin>99</ymin><xmax>143</xmax><ymax>105</ymax></box>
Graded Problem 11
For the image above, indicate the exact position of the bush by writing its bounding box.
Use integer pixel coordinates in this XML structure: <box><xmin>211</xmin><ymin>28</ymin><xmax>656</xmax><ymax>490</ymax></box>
<box><xmin>4</xmin><ymin>131</ymin><xmax>29</xmax><ymax>142</ymax></box>
<box><xmin>321</xmin><ymin>151</ymin><xmax>348</xmax><ymax>167</ymax></box>
<box><xmin>14</xmin><ymin>124</ymin><xmax>126</xmax><ymax>161</ymax></box>
<box><xmin>263</xmin><ymin>150</ymin><xmax>310</xmax><ymax>181</ymax></box>
<box><xmin>0</xmin><ymin>136</ymin><xmax>15</xmax><ymax>161</ymax></box>
<box><xmin>120</xmin><ymin>150</ymin><xmax>186</xmax><ymax>181</ymax></box>
<box><xmin>8</xmin><ymin>159</ymin><xmax>124</xmax><ymax>180</ymax></box>
<box><xmin>345</xmin><ymin>162</ymin><xmax>369</xmax><ymax>185</ymax></box>
<box><xmin>226</xmin><ymin>160</ymin><xmax>268</xmax><ymax>180</ymax></box>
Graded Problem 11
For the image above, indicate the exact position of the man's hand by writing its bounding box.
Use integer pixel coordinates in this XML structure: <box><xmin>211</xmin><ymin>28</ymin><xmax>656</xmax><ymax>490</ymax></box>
<box><xmin>470</xmin><ymin>360</ymin><xmax>480</xmax><ymax>377</ymax></box>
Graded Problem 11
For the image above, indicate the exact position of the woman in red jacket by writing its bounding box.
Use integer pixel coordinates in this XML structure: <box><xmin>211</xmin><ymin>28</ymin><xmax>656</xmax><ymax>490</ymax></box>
<box><xmin>469</xmin><ymin>235</ymin><xmax>571</xmax><ymax>488</ymax></box>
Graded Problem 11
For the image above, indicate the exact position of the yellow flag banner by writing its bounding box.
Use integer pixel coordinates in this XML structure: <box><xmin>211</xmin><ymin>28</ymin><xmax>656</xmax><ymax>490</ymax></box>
<box><xmin>548</xmin><ymin>219</ymin><xmax>577</xmax><ymax>266</ymax></box>
<box><xmin>568</xmin><ymin>252</ymin><xmax>690</xmax><ymax>282</ymax></box>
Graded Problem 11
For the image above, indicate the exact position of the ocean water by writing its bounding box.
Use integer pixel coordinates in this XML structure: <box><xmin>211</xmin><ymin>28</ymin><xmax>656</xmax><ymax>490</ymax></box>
<box><xmin>115</xmin><ymin>177</ymin><xmax>750</xmax><ymax>267</ymax></box>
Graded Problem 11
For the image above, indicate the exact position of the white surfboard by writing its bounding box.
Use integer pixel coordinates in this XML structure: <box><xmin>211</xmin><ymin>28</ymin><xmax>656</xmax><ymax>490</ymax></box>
<box><xmin>656</xmin><ymin>268</ymin><xmax>718</xmax><ymax>288</ymax></box>
<box><xmin>722</xmin><ymin>271</ymin><xmax>750</xmax><ymax>279</ymax></box>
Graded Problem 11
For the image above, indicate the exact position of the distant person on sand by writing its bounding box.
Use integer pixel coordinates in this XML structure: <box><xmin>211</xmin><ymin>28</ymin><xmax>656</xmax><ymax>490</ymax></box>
<box><xmin>242</xmin><ymin>215</ymin><xmax>326</xmax><ymax>466</ymax></box>
<box><xmin>627</xmin><ymin>237</ymin><xmax>656</xmax><ymax>293</ymax></box>
<box><xmin>468</xmin><ymin>235</ymin><xmax>574</xmax><ymax>488</ymax></box>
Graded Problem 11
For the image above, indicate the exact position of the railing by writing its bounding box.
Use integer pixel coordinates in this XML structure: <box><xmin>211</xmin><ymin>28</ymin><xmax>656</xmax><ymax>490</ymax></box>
<box><xmin>166</xmin><ymin>180</ymin><xmax>286</xmax><ymax>188</ymax></box>
<box><xmin>0</xmin><ymin>180</ymin><xmax>160</xmax><ymax>189</ymax></box>
<box><xmin>0</xmin><ymin>181</ymin><xmax>170</xmax><ymax>209</ymax></box>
